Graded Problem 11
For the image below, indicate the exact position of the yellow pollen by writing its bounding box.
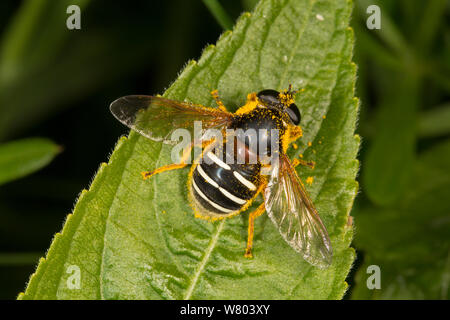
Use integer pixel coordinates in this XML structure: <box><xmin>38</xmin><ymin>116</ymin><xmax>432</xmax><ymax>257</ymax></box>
<box><xmin>278</xmin><ymin>90</ymin><xmax>295</xmax><ymax>106</ymax></box>
<box><xmin>306</xmin><ymin>176</ymin><xmax>314</xmax><ymax>185</ymax></box>
<box><xmin>235</xmin><ymin>92</ymin><xmax>258</xmax><ymax>115</ymax></box>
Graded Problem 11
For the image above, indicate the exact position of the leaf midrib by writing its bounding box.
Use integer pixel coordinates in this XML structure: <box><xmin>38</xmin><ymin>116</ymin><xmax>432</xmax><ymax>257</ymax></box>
<box><xmin>183</xmin><ymin>219</ymin><xmax>226</xmax><ymax>300</ymax></box>
<box><xmin>161</xmin><ymin>1</ymin><xmax>329</xmax><ymax>299</ymax></box>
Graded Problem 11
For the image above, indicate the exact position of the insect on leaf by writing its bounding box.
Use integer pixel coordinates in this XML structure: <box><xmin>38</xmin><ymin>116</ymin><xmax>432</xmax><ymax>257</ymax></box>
<box><xmin>20</xmin><ymin>0</ymin><xmax>359</xmax><ymax>300</ymax></box>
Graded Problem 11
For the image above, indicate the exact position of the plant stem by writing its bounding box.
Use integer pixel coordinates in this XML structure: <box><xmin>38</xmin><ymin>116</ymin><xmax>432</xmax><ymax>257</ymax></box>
<box><xmin>0</xmin><ymin>252</ymin><xmax>42</xmax><ymax>266</ymax></box>
<box><xmin>419</xmin><ymin>103</ymin><xmax>450</xmax><ymax>138</ymax></box>
<box><xmin>202</xmin><ymin>0</ymin><xmax>233</xmax><ymax>30</ymax></box>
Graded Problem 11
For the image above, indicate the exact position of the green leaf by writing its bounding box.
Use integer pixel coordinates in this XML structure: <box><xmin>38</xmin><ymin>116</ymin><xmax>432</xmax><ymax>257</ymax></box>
<box><xmin>0</xmin><ymin>0</ymin><xmax>92</xmax><ymax>140</ymax></box>
<box><xmin>0</xmin><ymin>137</ymin><xmax>60</xmax><ymax>186</ymax></box>
<box><xmin>363</xmin><ymin>76</ymin><xmax>419</xmax><ymax>206</ymax></box>
<box><xmin>415</xmin><ymin>0</ymin><xmax>447</xmax><ymax>55</ymax></box>
<box><xmin>20</xmin><ymin>0</ymin><xmax>359</xmax><ymax>300</ymax></box>
<box><xmin>0</xmin><ymin>0</ymin><xmax>91</xmax><ymax>85</ymax></box>
<box><xmin>352</xmin><ymin>139</ymin><xmax>450</xmax><ymax>299</ymax></box>
<box><xmin>419</xmin><ymin>103</ymin><xmax>450</xmax><ymax>138</ymax></box>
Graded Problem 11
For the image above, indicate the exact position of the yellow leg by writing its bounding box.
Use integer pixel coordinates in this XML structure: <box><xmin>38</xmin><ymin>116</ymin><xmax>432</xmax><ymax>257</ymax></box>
<box><xmin>210</xmin><ymin>89</ymin><xmax>227</xmax><ymax>112</ymax></box>
<box><xmin>141</xmin><ymin>142</ymin><xmax>195</xmax><ymax>180</ymax></box>
<box><xmin>180</xmin><ymin>141</ymin><xmax>195</xmax><ymax>163</ymax></box>
<box><xmin>141</xmin><ymin>163</ymin><xmax>188</xmax><ymax>180</ymax></box>
<box><xmin>244</xmin><ymin>202</ymin><xmax>266</xmax><ymax>258</ymax></box>
<box><xmin>292</xmin><ymin>158</ymin><xmax>315</xmax><ymax>169</ymax></box>
<box><xmin>141</xmin><ymin>137</ymin><xmax>218</xmax><ymax>180</ymax></box>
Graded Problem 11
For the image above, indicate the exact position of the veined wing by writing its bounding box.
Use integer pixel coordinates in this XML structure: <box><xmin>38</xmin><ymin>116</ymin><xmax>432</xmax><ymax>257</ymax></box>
<box><xmin>110</xmin><ymin>95</ymin><xmax>233</xmax><ymax>144</ymax></box>
<box><xmin>264</xmin><ymin>152</ymin><xmax>332</xmax><ymax>268</ymax></box>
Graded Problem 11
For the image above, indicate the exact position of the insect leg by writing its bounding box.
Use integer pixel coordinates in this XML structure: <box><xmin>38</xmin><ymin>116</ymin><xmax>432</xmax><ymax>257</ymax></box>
<box><xmin>244</xmin><ymin>202</ymin><xmax>266</xmax><ymax>258</ymax></box>
<box><xmin>141</xmin><ymin>137</ymin><xmax>217</xmax><ymax>180</ymax></box>
<box><xmin>141</xmin><ymin>163</ymin><xmax>188</xmax><ymax>180</ymax></box>
<box><xmin>141</xmin><ymin>142</ymin><xmax>196</xmax><ymax>180</ymax></box>
<box><xmin>292</xmin><ymin>158</ymin><xmax>315</xmax><ymax>169</ymax></box>
<box><xmin>210</xmin><ymin>89</ymin><xmax>228</xmax><ymax>112</ymax></box>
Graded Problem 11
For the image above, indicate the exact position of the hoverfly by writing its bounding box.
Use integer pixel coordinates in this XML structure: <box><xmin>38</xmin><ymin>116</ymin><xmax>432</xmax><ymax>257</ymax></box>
<box><xmin>110</xmin><ymin>86</ymin><xmax>332</xmax><ymax>268</ymax></box>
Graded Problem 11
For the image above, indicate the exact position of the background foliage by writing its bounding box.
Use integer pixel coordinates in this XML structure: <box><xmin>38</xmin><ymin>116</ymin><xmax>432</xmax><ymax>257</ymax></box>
<box><xmin>0</xmin><ymin>0</ymin><xmax>448</xmax><ymax>299</ymax></box>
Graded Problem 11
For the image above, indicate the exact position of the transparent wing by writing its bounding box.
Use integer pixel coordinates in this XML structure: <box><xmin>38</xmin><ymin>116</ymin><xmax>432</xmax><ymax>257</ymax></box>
<box><xmin>110</xmin><ymin>95</ymin><xmax>233</xmax><ymax>144</ymax></box>
<box><xmin>264</xmin><ymin>153</ymin><xmax>332</xmax><ymax>268</ymax></box>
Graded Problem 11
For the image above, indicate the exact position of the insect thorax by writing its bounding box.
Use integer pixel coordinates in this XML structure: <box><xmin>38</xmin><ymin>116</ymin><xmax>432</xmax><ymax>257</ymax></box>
<box><xmin>230</xmin><ymin>107</ymin><xmax>286</xmax><ymax>158</ymax></box>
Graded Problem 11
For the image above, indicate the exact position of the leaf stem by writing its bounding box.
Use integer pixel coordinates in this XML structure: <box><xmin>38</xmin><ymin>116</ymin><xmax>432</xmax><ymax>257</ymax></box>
<box><xmin>202</xmin><ymin>0</ymin><xmax>233</xmax><ymax>30</ymax></box>
<box><xmin>415</xmin><ymin>0</ymin><xmax>447</xmax><ymax>54</ymax></box>
<box><xmin>0</xmin><ymin>252</ymin><xmax>42</xmax><ymax>266</ymax></box>
<box><xmin>419</xmin><ymin>103</ymin><xmax>450</xmax><ymax>138</ymax></box>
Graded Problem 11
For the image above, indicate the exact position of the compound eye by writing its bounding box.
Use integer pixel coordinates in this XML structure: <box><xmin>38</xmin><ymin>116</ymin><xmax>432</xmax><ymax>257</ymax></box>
<box><xmin>257</xmin><ymin>89</ymin><xmax>281</xmax><ymax>106</ymax></box>
<box><xmin>286</xmin><ymin>103</ymin><xmax>301</xmax><ymax>125</ymax></box>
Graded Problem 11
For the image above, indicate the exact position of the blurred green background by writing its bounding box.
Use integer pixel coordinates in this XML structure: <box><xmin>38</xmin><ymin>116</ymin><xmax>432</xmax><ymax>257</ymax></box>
<box><xmin>0</xmin><ymin>0</ymin><xmax>448</xmax><ymax>299</ymax></box>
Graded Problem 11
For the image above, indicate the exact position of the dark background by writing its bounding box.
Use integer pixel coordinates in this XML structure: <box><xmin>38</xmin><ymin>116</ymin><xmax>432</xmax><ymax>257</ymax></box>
<box><xmin>0</xmin><ymin>0</ymin><xmax>448</xmax><ymax>299</ymax></box>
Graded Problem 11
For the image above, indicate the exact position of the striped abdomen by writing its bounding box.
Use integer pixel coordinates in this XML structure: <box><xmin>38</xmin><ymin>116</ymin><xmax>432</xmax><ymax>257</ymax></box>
<box><xmin>190</xmin><ymin>145</ymin><xmax>261</xmax><ymax>217</ymax></box>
